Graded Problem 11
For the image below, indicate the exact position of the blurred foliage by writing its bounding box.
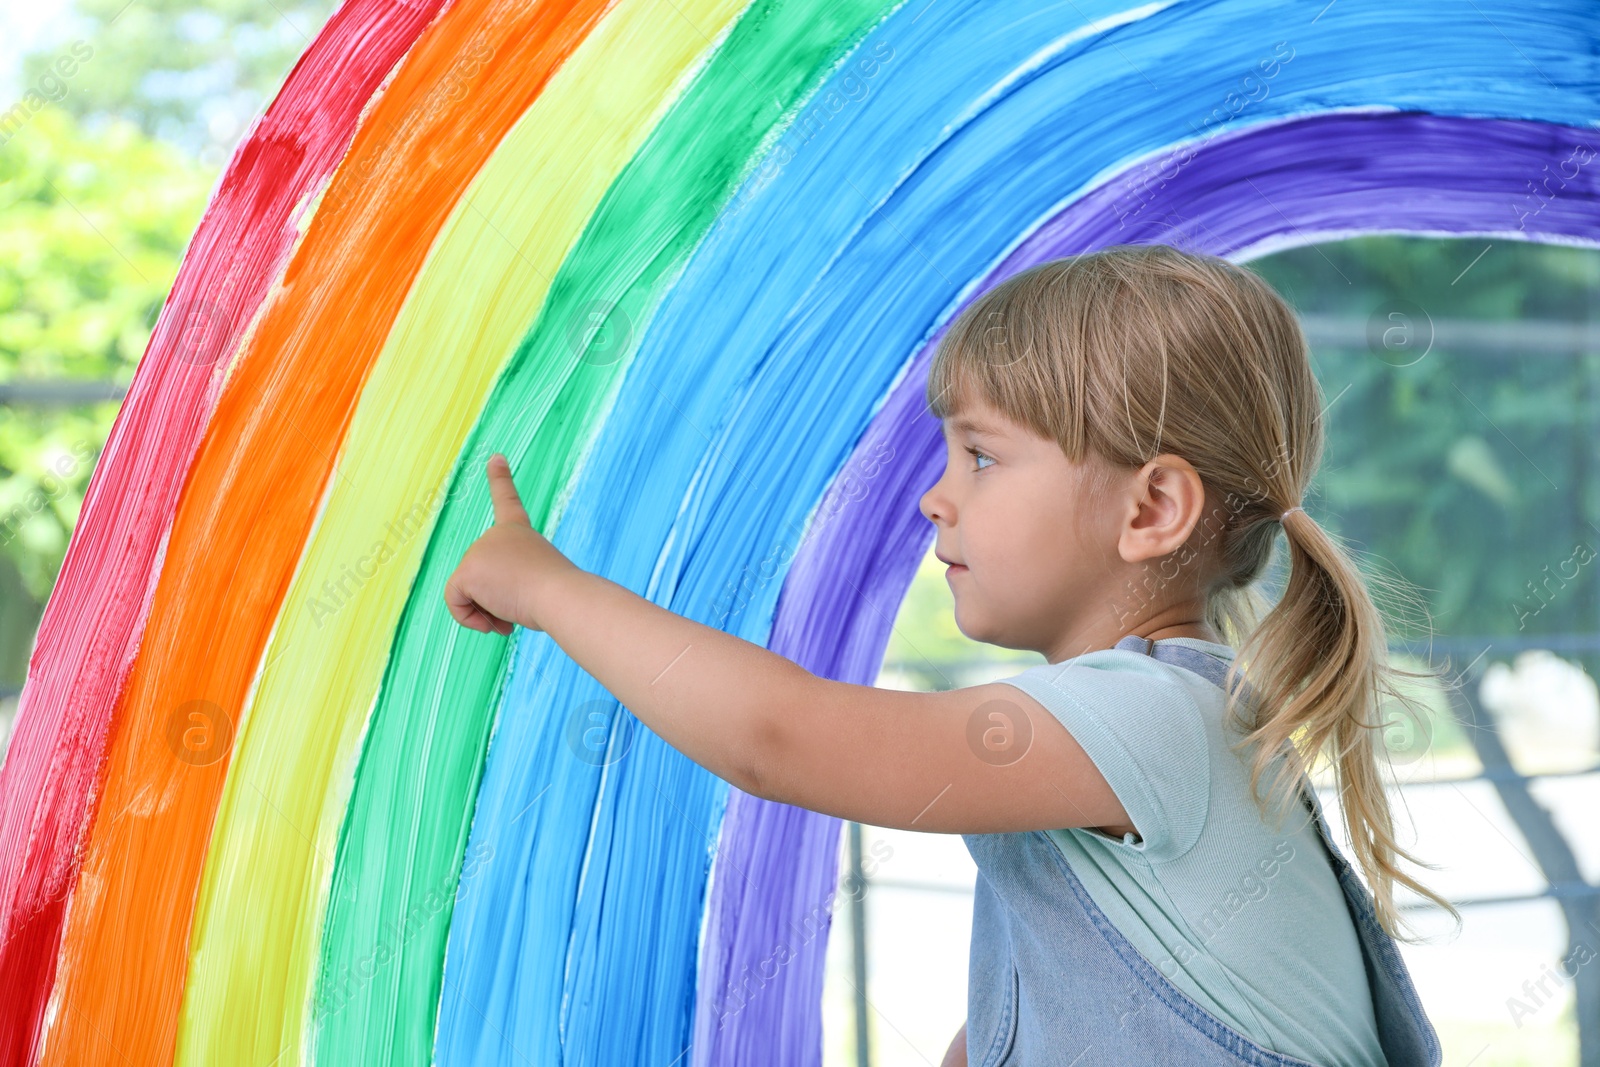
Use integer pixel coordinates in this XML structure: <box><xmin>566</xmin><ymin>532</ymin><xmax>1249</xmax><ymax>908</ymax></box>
<box><xmin>0</xmin><ymin>106</ymin><xmax>211</xmax><ymax>608</ymax></box>
<box><xmin>1254</xmin><ymin>237</ymin><xmax>1600</xmax><ymax>644</ymax></box>
<box><xmin>0</xmin><ymin>0</ymin><xmax>328</xmax><ymax>689</ymax></box>
<box><xmin>17</xmin><ymin>0</ymin><xmax>342</xmax><ymax>165</ymax></box>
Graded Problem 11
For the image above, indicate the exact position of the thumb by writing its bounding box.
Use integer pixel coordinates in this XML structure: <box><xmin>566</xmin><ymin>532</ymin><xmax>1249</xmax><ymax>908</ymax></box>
<box><xmin>486</xmin><ymin>453</ymin><xmax>531</xmax><ymax>526</ymax></box>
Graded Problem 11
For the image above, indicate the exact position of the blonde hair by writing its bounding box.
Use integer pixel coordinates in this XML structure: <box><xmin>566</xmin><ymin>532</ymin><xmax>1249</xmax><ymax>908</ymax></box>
<box><xmin>925</xmin><ymin>243</ymin><xmax>1459</xmax><ymax>943</ymax></box>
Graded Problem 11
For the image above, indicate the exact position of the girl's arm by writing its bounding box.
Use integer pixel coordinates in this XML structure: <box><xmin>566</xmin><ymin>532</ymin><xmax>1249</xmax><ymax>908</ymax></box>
<box><xmin>444</xmin><ymin>454</ymin><xmax>1133</xmax><ymax>836</ymax></box>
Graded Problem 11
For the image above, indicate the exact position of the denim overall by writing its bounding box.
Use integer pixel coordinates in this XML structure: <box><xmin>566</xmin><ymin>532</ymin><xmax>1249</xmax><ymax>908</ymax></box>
<box><xmin>962</xmin><ymin>635</ymin><xmax>1442</xmax><ymax>1066</ymax></box>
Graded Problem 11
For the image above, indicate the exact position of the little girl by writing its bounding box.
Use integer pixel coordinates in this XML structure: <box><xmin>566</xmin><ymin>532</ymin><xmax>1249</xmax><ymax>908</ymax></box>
<box><xmin>445</xmin><ymin>244</ymin><xmax>1455</xmax><ymax>1066</ymax></box>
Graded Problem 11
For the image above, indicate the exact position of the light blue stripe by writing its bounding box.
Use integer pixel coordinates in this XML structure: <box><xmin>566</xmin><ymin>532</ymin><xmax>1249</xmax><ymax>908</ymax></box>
<box><xmin>436</xmin><ymin>1</ymin><xmax>1599</xmax><ymax>1063</ymax></box>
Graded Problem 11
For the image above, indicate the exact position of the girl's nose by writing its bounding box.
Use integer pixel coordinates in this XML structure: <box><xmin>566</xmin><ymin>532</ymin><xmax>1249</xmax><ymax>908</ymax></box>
<box><xmin>920</xmin><ymin>478</ymin><xmax>952</xmax><ymax>526</ymax></box>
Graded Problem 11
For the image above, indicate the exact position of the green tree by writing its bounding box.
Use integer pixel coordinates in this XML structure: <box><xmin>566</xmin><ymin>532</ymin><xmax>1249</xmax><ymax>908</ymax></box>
<box><xmin>1253</xmin><ymin>237</ymin><xmax>1600</xmax><ymax>645</ymax></box>
<box><xmin>0</xmin><ymin>105</ymin><xmax>211</xmax><ymax>682</ymax></box>
<box><xmin>17</xmin><ymin>0</ymin><xmax>340</xmax><ymax>165</ymax></box>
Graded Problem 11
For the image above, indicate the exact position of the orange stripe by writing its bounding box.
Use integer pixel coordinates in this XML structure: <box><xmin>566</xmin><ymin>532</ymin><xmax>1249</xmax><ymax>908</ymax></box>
<box><xmin>38</xmin><ymin>1</ymin><xmax>616</xmax><ymax>1063</ymax></box>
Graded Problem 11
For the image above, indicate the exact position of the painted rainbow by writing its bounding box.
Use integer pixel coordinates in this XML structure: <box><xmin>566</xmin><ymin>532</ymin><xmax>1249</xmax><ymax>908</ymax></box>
<box><xmin>1</xmin><ymin>1</ymin><xmax>1597</xmax><ymax>1064</ymax></box>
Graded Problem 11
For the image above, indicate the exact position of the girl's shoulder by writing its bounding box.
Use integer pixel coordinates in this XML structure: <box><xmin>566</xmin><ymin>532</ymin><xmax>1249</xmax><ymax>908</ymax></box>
<box><xmin>1003</xmin><ymin>637</ymin><xmax>1242</xmax><ymax>719</ymax></box>
<box><xmin>992</xmin><ymin>641</ymin><xmax>1233</xmax><ymax>865</ymax></box>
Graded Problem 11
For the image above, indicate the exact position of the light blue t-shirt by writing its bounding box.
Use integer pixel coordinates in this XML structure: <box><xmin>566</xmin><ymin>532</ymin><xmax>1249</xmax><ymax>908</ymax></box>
<box><xmin>994</xmin><ymin>637</ymin><xmax>1387</xmax><ymax>1067</ymax></box>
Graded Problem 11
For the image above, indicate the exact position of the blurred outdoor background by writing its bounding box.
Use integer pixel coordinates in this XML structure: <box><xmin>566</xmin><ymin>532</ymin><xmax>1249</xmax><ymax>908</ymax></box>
<box><xmin>1</xmin><ymin>4</ymin><xmax>1597</xmax><ymax>1066</ymax></box>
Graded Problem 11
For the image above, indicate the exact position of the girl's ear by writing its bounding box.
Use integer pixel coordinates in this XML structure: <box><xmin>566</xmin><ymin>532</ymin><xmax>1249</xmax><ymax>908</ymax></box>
<box><xmin>1119</xmin><ymin>455</ymin><xmax>1207</xmax><ymax>563</ymax></box>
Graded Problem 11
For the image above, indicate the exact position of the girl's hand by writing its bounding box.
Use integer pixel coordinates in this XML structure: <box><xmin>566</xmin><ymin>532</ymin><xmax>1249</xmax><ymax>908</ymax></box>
<box><xmin>444</xmin><ymin>453</ymin><xmax>577</xmax><ymax>635</ymax></box>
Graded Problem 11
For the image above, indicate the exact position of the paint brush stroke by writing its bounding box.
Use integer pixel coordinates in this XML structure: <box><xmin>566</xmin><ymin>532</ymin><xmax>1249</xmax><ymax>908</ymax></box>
<box><xmin>426</xmin><ymin>1</ymin><xmax>1596</xmax><ymax>1063</ymax></box>
<box><xmin>8</xmin><ymin>0</ymin><xmax>1590</xmax><ymax>1064</ymax></box>
<box><xmin>438</xmin><ymin>4</ymin><xmax>1190</xmax><ymax>1062</ymax></box>
<box><xmin>170</xmin><ymin>0</ymin><xmax>753</xmax><ymax>1062</ymax></box>
<box><xmin>36</xmin><ymin>2</ymin><xmax>623</xmax><ymax>1064</ymax></box>
<box><xmin>726</xmin><ymin>109</ymin><xmax>1600</xmax><ymax>1064</ymax></box>
<box><xmin>309</xmin><ymin>4</ymin><xmax>897</xmax><ymax>1066</ymax></box>
<box><xmin>0</xmin><ymin>1</ymin><xmax>447</xmax><ymax>1062</ymax></box>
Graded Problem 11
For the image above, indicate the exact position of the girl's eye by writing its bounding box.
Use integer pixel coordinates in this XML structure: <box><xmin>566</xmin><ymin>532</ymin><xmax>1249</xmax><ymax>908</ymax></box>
<box><xmin>965</xmin><ymin>446</ymin><xmax>994</xmax><ymax>471</ymax></box>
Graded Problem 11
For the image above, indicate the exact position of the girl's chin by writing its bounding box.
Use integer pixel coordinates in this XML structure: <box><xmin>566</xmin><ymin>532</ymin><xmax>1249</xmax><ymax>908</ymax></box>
<box><xmin>950</xmin><ymin>607</ymin><xmax>993</xmax><ymax>645</ymax></box>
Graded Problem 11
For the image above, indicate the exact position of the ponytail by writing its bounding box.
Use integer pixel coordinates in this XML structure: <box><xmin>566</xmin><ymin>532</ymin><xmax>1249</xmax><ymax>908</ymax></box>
<box><xmin>1212</xmin><ymin>505</ymin><xmax>1463</xmax><ymax>944</ymax></box>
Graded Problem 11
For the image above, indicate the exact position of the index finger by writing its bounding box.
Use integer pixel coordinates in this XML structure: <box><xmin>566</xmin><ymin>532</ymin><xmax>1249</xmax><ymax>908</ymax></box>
<box><xmin>486</xmin><ymin>453</ymin><xmax>531</xmax><ymax>526</ymax></box>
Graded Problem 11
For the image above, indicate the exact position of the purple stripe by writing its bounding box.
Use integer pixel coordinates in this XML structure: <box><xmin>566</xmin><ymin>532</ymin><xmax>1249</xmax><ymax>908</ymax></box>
<box><xmin>701</xmin><ymin>109</ymin><xmax>1600</xmax><ymax>1064</ymax></box>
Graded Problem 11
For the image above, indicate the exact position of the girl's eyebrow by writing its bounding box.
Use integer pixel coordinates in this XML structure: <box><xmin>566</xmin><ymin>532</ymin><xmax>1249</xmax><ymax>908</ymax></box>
<box><xmin>945</xmin><ymin>415</ymin><xmax>1005</xmax><ymax>439</ymax></box>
